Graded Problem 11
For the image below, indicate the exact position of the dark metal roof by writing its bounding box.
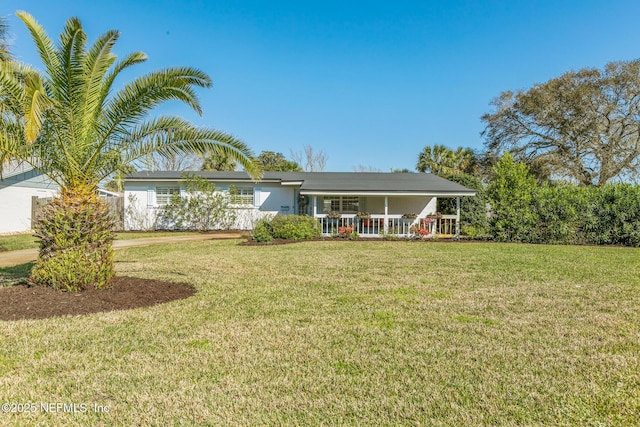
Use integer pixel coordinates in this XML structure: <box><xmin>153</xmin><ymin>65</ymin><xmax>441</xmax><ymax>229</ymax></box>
<box><xmin>125</xmin><ymin>171</ymin><xmax>476</xmax><ymax>196</ymax></box>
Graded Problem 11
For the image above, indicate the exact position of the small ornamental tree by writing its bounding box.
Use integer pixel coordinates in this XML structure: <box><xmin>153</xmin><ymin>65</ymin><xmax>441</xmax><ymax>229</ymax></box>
<box><xmin>487</xmin><ymin>153</ymin><xmax>538</xmax><ymax>242</ymax></box>
<box><xmin>160</xmin><ymin>174</ymin><xmax>237</xmax><ymax>231</ymax></box>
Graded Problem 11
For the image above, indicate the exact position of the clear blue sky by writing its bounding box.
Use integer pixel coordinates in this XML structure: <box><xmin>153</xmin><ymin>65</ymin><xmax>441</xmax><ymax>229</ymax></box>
<box><xmin>3</xmin><ymin>1</ymin><xmax>640</xmax><ymax>171</ymax></box>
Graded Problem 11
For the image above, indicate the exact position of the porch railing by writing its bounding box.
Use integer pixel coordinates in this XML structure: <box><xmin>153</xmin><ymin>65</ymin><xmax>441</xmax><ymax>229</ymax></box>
<box><xmin>317</xmin><ymin>215</ymin><xmax>453</xmax><ymax>238</ymax></box>
<box><xmin>436</xmin><ymin>215</ymin><xmax>457</xmax><ymax>237</ymax></box>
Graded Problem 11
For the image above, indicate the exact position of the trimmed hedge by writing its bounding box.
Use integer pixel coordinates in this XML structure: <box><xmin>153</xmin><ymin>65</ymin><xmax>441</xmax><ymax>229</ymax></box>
<box><xmin>252</xmin><ymin>215</ymin><xmax>321</xmax><ymax>242</ymax></box>
<box><xmin>488</xmin><ymin>154</ymin><xmax>640</xmax><ymax>246</ymax></box>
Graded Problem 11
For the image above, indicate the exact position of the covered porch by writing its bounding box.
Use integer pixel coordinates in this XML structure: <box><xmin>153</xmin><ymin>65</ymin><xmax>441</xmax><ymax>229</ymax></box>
<box><xmin>306</xmin><ymin>194</ymin><xmax>462</xmax><ymax>238</ymax></box>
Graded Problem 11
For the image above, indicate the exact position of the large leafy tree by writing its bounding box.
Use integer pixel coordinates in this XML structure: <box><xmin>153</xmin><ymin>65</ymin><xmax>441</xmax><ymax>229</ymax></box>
<box><xmin>202</xmin><ymin>150</ymin><xmax>302</xmax><ymax>172</ymax></box>
<box><xmin>482</xmin><ymin>60</ymin><xmax>640</xmax><ymax>186</ymax></box>
<box><xmin>201</xmin><ymin>150</ymin><xmax>237</xmax><ymax>171</ymax></box>
<box><xmin>256</xmin><ymin>151</ymin><xmax>301</xmax><ymax>172</ymax></box>
<box><xmin>0</xmin><ymin>12</ymin><xmax>259</xmax><ymax>291</ymax></box>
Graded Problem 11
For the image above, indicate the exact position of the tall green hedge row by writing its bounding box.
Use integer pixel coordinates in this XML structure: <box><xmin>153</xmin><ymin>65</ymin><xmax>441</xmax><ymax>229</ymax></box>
<box><xmin>487</xmin><ymin>153</ymin><xmax>640</xmax><ymax>246</ymax></box>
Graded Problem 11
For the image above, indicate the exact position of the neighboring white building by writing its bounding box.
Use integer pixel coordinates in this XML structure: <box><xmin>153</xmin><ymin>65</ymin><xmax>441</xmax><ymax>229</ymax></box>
<box><xmin>124</xmin><ymin>171</ymin><xmax>476</xmax><ymax>238</ymax></box>
<box><xmin>0</xmin><ymin>163</ymin><xmax>124</xmax><ymax>234</ymax></box>
<box><xmin>0</xmin><ymin>163</ymin><xmax>59</xmax><ymax>234</ymax></box>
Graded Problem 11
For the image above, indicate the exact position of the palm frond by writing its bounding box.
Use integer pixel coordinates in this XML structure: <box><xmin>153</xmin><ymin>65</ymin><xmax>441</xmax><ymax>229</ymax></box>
<box><xmin>23</xmin><ymin>71</ymin><xmax>54</xmax><ymax>143</ymax></box>
<box><xmin>81</xmin><ymin>30</ymin><xmax>118</xmax><ymax>132</ymax></box>
<box><xmin>93</xmin><ymin>117</ymin><xmax>259</xmax><ymax>181</ymax></box>
<box><xmin>0</xmin><ymin>62</ymin><xmax>27</xmax><ymax>115</ymax></box>
<box><xmin>98</xmin><ymin>67</ymin><xmax>211</xmax><ymax>141</ymax></box>
<box><xmin>3</xmin><ymin>13</ymin><xmax>257</xmax><ymax>194</ymax></box>
<box><xmin>15</xmin><ymin>12</ymin><xmax>61</xmax><ymax>95</ymax></box>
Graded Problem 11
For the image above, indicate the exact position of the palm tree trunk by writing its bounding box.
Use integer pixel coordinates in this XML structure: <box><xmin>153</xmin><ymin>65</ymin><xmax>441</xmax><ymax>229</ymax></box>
<box><xmin>31</xmin><ymin>190</ymin><xmax>116</xmax><ymax>291</ymax></box>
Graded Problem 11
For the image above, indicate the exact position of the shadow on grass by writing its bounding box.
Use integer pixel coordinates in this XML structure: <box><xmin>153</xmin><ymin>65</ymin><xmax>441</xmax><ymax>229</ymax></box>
<box><xmin>0</xmin><ymin>262</ymin><xmax>33</xmax><ymax>287</ymax></box>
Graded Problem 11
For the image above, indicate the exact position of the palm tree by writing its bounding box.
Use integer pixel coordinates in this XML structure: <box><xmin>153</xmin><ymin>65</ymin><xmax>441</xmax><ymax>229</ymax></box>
<box><xmin>416</xmin><ymin>145</ymin><xmax>477</xmax><ymax>176</ymax></box>
<box><xmin>452</xmin><ymin>147</ymin><xmax>478</xmax><ymax>176</ymax></box>
<box><xmin>0</xmin><ymin>12</ymin><xmax>259</xmax><ymax>291</ymax></box>
<box><xmin>416</xmin><ymin>145</ymin><xmax>456</xmax><ymax>174</ymax></box>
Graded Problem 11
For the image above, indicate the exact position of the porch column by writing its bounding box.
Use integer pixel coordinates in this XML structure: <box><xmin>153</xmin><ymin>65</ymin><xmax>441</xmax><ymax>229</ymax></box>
<box><xmin>313</xmin><ymin>196</ymin><xmax>317</xmax><ymax>217</ymax></box>
<box><xmin>384</xmin><ymin>196</ymin><xmax>388</xmax><ymax>234</ymax></box>
<box><xmin>455</xmin><ymin>197</ymin><xmax>461</xmax><ymax>239</ymax></box>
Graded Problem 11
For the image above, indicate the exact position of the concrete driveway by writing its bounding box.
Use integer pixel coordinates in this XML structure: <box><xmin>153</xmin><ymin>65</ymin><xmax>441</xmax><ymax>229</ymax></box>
<box><xmin>0</xmin><ymin>232</ymin><xmax>245</xmax><ymax>268</ymax></box>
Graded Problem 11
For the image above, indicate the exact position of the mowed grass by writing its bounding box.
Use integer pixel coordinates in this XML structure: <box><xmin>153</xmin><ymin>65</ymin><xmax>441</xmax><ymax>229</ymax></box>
<box><xmin>1</xmin><ymin>240</ymin><xmax>639</xmax><ymax>425</ymax></box>
<box><xmin>0</xmin><ymin>231</ymin><xmax>202</xmax><ymax>252</ymax></box>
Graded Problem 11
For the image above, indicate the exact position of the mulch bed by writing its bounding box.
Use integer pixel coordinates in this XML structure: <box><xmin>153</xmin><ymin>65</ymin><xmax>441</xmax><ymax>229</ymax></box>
<box><xmin>0</xmin><ymin>276</ymin><xmax>195</xmax><ymax>321</ymax></box>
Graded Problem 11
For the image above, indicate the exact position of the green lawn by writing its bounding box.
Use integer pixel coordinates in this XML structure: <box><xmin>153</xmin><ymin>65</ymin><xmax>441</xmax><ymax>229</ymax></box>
<box><xmin>0</xmin><ymin>231</ymin><xmax>203</xmax><ymax>252</ymax></box>
<box><xmin>0</xmin><ymin>233</ymin><xmax>39</xmax><ymax>252</ymax></box>
<box><xmin>1</xmin><ymin>240</ymin><xmax>639</xmax><ymax>425</ymax></box>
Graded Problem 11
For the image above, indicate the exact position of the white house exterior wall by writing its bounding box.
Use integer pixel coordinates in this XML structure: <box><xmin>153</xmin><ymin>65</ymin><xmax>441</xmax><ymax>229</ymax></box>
<box><xmin>361</xmin><ymin>196</ymin><xmax>436</xmax><ymax>216</ymax></box>
<box><xmin>0</xmin><ymin>168</ymin><xmax>59</xmax><ymax>234</ymax></box>
<box><xmin>0</xmin><ymin>186</ymin><xmax>57</xmax><ymax>234</ymax></box>
<box><xmin>123</xmin><ymin>181</ymin><xmax>296</xmax><ymax>231</ymax></box>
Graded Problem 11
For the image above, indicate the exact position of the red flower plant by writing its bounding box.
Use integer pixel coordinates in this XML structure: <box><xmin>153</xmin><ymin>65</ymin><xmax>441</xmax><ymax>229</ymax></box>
<box><xmin>338</xmin><ymin>226</ymin><xmax>354</xmax><ymax>238</ymax></box>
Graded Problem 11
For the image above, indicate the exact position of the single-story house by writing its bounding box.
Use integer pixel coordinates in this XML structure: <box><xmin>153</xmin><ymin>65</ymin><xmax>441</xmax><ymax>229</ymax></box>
<box><xmin>0</xmin><ymin>162</ymin><xmax>59</xmax><ymax>234</ymax></box>
<box><xmin>124</xmin><ymin>171</ymin><xmax>476</xmax><ymax>238</ymax></box>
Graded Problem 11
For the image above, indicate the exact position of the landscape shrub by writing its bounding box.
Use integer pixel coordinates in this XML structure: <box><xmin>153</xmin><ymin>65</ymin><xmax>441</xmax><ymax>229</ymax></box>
<box><xmin>269</xmin><ymin>215</ymin><xmax>321</xmax><ymax>240</ymax></box>
<box><xmin>533</xmin><ymin>185</ymin><xmax>587</xmax><ymax>244</ymax></box>
<box><xmin>487</xmin><ymin>153</ymin><xmax>539</xmax><ymax>242</ymax></box>
<box><xmin>590</xmin><ymin>183</ymin><xmax>640</xmax><ymax>246</ymax></box>
<box><xmin>438</xmin><ymin>173</ymin><xmax>488</xmax><ymax>235</ymax></box>
<box><xmin>251</xmin><ymin>215</ymin><xmax>321</xmax><ymax>242</ymax></box>
<box><xmin>252</xmin><ymin>218</ymin><xmax>273</xmax><ymax>242</ymax></box>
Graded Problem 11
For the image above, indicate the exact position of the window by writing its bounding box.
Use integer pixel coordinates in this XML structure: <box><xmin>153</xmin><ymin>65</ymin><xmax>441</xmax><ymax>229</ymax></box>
<box><xmin>325</xmin><ymin>197</ymin><xmax>340</xmax><ymax>212</ymax></box>
<box><xmin>229</xmin><ymin>186</ymin><xmax>254</xmax><ymax>205</ymax></box>
<box><xmin>156</xmin><ymin>187</ymin><xmax>180</xmax><ymax>206</ymax></box>
<box><xmin>341</xmin><ymin>196</ymin><xmax>359</xmax><ymax>212</ymax></box>
<box><xmin>323</xmin><ymin>196</ymin><xmax>359</xmax><ymax>213</ymax></box>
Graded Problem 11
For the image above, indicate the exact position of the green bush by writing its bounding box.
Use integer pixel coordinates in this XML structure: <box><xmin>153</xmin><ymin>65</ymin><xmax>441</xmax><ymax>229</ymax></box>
<box><xmin>269</xmin><ymin>215</ymin><xmax>321</xmax><ymax>240</ymax></box>
<box><xmin>590</xmin><ymin>184</ymin><xmax>640</xmax><ymax>246</ymax></box>
<box><xmin>460</xmin><ymin>225</ymin><xmax>489</xmax><ymax>239</ymax></box>
<box><xmin>533</xmin><ymin>185</ymin><xmax>586</xmax><ymax>244</ymax></box>
<box><xmin>252</xmin><ymin>218</ymin><xmax>273</xmax><ymax>242</ymax></box>
<box><xmin>251</xmin><ymin>215</ymin><xmax>321</xmax><ymax>242</ymax></box>
<box><xmin>486</xmin><ymin>154</ymin><xmax>640</xmax><ymax>246</ymax></box>
<box><xmin>438</xmin><ymin>173</ymin><xmax>488</xmax><ymax>234</ymax></box>
<box><xmin>487</xmin><ymin>153</ymin><xmax>539</xmax><ymax>242</ymax></box>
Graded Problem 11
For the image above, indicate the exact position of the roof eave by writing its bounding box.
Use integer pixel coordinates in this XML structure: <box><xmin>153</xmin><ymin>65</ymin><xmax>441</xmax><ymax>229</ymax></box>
<box><xmin>125</xmin><ymin>176</ymin><xmax>281</xmax><ymax>184</ymax></box>
<box><xmin>299</xmin><ymin>190</ymin><xmax>476</xmax><ymax>197</ymax></box>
